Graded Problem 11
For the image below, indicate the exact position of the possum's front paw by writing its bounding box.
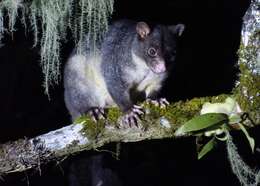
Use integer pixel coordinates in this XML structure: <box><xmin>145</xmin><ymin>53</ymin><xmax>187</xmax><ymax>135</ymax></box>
<box><xmin>122</xmin><ymin>105</ymin><xmax>145</xmax><ymax>127</ymax></box>
<box><xmin>146</xmin><ymin>98</ymin><xmax>169</xmax><ymax>108</ymax></box>
<box><xmin>88</xmin><ymin>107</ymin><xmax>106</xmax><ymax>122</ymax></box>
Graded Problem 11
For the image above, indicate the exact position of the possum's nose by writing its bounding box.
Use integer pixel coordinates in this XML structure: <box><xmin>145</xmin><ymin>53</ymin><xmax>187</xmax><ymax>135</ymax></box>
<box><xmin>151</xmin><ymin>60</ymin><xmax>166</xmax><ymax>74</ymax></box>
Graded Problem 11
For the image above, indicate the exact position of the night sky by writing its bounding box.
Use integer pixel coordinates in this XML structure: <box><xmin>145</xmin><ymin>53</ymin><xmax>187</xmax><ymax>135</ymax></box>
<box><xmin>1</xmin><ymin>0</ymin><xmax>259</xmax><ymax>186</ymax></box>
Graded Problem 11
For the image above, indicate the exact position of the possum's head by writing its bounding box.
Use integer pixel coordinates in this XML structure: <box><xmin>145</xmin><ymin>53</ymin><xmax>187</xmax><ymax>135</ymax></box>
<box><xmin>133</xmin><ymin>22</ymin><xmax>185</xmax><ymax>74</ymax></box>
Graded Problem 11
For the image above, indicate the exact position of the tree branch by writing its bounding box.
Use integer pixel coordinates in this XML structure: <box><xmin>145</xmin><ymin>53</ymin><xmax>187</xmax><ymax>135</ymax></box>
<box><xmin>0</xmin><ymin>108</ymin><xmax>188</xmax><ymax>175</ymax></box>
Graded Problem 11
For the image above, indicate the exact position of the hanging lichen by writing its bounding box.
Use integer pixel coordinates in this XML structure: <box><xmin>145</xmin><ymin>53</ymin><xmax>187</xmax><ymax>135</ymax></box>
<box><xmin>0</xmin><ymin>0</ymin><xmax>20</xmax><ymax>33</ymax></box>
<box><xmin>0</xmin><ymin>0</ymin><xmax>114</xmax><ymax>95</ymax></box>
<box><xmin>0</xmin><ymin>0</ymin><xmax>26</xmax><ymax>43</ymax></box>
<box><xmin>29</xmin><ymin>0</ymin><xmax>73</xmax><ymax>94</ymax></box>
<box><xmin>226</xmin><ymin>133</ymin><xmax>260</xmax><ymax>186</ymax></box>
<box><xmin>70</xmin><ymin>0</ymin><xmax>114</xmax><ymax>54</ymax></box>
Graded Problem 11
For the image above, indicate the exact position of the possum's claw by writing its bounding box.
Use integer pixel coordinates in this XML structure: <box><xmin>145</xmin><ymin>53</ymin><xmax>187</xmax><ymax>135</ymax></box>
<box><xmin>122</xmin><ymin>105</ymin><xmax>145</xmax><ymax>127</ymax></box>
<box><xmin>88</xmin><ymin>107</ymin><xmax>106</xmax><ymax>122</ymax></box>
<box><xmin>132</xmin><ymin>105</ymin><xmax>145</xmax><ymax>115</ymax></box>
<box><xmin>146</xmin><ymin>98</ymin><xmax>169</xmax><ymax>108</ymax></box>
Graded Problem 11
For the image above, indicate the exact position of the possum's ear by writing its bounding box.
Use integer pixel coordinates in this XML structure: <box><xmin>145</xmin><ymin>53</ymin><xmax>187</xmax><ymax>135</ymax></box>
<box><xmin>169</xmin><ymin>24</ymin><xmax>185</xmax><ymax>36</ymax></box>
<box><xmin>136</xmin><ymin>22</ymin><xmax>150</xmax><ymax>39</ymax></box>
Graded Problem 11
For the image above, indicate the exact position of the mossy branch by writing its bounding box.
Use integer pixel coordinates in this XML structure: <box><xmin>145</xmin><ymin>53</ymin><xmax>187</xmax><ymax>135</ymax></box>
<box><xmin>0</xmin><ymin>92</ymin><xmax>258</xmax><ymax>176</ymax></box>
<box><xmin>0</xmin><ymin>95</ymin><xmax>227</xmax><ymax>176</ymax></box>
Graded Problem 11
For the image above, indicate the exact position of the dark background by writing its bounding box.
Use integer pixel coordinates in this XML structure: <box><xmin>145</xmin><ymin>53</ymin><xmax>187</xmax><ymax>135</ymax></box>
<box><xmin>1</xmin><ymin>0</ymin><xmax>259</xmax><ymax>186</ymax></box>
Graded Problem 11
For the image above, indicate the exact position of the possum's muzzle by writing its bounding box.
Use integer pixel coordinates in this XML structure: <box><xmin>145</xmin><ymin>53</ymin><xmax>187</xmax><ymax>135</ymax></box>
<box><xmin>150</xmin><ymin>60</ymin><xmax>166</xmax><ymax>74</ymax></box>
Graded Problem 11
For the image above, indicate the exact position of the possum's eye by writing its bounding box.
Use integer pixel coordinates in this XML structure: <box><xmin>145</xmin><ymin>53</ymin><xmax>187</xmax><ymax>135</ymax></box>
<box><xmin>147</xmin><ymin>47</ymin><xmax>157</xmax><ymax>57</ymax></box>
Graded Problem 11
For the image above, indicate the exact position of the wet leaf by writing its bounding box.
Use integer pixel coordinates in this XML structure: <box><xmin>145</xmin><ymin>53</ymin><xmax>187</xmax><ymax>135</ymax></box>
<box><xmin>238</xmin><ymin>123</ymin><xmax>255</xmax><ymax>153</ymax></box>
<box><xmin>200</xmin><ymin>97</ymin><xmax>241</xmax><ymax>115</ymax></box>
<box><xmin>229</xmin><ymin>115</ymin><xmax>242</xmax><ymax>124</ymax></box>
<box><xmin>198</xmin><ymin>138</ymin><xmax>217</xmax><ymax>159</ymax></box>
<box><xmin>175</xmin><ymin>113</ymin><xmax>228</xmax><ymax>136</ymax></box>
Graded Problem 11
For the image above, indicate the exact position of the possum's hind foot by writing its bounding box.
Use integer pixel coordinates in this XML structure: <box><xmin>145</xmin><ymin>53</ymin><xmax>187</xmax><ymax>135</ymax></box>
<box><xmin>146</xmin><ymin>98</ymin><xmax>169</xmax><ymax>108</ymax></box>
<box><xmin>88</xmin><ymin>107</ymin><xmax>106</xmax><ymax>122</ymax></box>
<box><xmin>121</xmin><ymin>105</ymin><xmax>145</xmax><ymax>128</ymax></box>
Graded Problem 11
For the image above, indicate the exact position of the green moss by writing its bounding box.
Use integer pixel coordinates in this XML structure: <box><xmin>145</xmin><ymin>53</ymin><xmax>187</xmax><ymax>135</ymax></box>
<box><xmin>237</xmin><ymin>34</ymin><xmax>259</xmax><ymax>75</ymax></box>
<box><xmin>106</xmin><ymin>107</ymin><xmax>123</xmax><ymax>125</ymax></box>
<box><xmin>234</xmin><ymin>63</ymin><xmax>260</xmax><ymax>124</ymax></box>
<box><xmin>74</xmin><ymin>110</ymin><xmax>123</xmax><ymax>141</ymax></box>
<box><xmin>74</xmin><ymin>95</ymin><xmax>230</xmax><ymax>139</ymax></box>
<box><xmin>74</xmin><ymin>115</ymin><xmax>106</xmax><ymax>140</ymax></box>
<box><xmin>142</xmin><ymin>95</ymin><xmax>229</xmax><ymax>131</ymax></box>
<box><xmin>233</xmin><ymin>36</ymin><xmax>260</xmax><ymax>125</ymax></box>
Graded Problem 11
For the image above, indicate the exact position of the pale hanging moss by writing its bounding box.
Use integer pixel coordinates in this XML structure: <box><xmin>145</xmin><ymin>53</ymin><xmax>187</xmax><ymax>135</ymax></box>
<box><xmin>226</xmin><ymin>132</ymin><xmax>260</xmax><ymax>186</ymax></box>
<box><xmin>0</xmin><ymin>0</ymin><xmax>114</xmax><ymax>95</ymax></box>
<box><xmin>29</xmin><ymin>0</ymin><xmax>72</xmax><ymax>94</ymax></box>
<box><xmin>71</xmin><ymin>0</ymin><xmax>114</xmax><ymax>53</ymax></box>
<box><xmin>0</xmin><ymin>0</ymin><xmax>22</xmax><ymax>33</ymax></box>
<box><xmin>0</xmin><ymin>0</ymin><xmax>26</xmax><ymax>42</ymax></box>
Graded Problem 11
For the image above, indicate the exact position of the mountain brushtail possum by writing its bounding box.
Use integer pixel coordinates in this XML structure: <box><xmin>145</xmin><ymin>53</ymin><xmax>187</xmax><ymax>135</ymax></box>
<box><xmin>64</xmin><ymin>20</ymin><xmax>184</xmax><ymax>126</ymax></box>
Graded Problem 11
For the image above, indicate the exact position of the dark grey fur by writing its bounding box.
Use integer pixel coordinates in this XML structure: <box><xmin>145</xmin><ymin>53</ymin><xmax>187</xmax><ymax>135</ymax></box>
<box><xmin>64</xmin><ymin>20</ymin><xmax>184</xmax><ymax>121</ymax></box>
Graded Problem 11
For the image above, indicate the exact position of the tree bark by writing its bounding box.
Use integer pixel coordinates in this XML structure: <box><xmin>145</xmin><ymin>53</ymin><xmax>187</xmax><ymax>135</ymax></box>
<box><xmin>0</xmin><ymin>114</ymin><xmax>188</xmax><ymax>175</ymax></box>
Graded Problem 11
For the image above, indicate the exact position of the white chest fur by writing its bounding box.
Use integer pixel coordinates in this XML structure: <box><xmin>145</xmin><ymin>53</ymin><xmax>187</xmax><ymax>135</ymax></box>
<box><xmin>129</xmin><ymin>52</ymin><xmax>167</xmax><ymax>97</ymax></box>
<box><xmin>137</xmin><ymin>70</ymin><xmax>166</xmax><ymax>97</ymax></box>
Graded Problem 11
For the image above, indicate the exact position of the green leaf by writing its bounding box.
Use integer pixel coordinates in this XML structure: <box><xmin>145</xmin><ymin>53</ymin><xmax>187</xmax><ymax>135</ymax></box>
<box><xmin>198</xmin><ymin>138</ymin><xmax>217</xmax><ymax>159</ymax></box>
<box><xmin>175</xmin><ymin>113</ymin><xmax>228</xmax><ymax>136</ymax></box>
<box><xmin>229</xmin><ymin>114</ymin><xmax>242</xmax><ymax>124</ymax></box>
<box><xmin>238</xmin><ymin>123</ymin><xmax>255</xmax><ymax>153</ymax></box>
